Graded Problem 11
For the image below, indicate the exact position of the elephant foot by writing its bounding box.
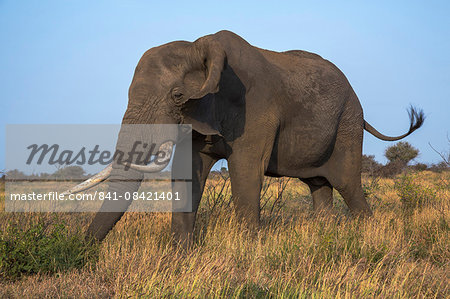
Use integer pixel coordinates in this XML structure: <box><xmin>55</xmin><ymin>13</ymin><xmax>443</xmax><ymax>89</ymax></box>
<box><xmin>171</xmin><ymin>212</ymin><xmax>196</xmax><ymax>251</ymax></box>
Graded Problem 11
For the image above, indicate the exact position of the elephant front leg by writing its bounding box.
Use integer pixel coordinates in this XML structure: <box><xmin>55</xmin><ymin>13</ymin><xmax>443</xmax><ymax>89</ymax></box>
<box><xmin>171</xmin><ymin>146</ymin><xmax>217</xmax><ymax>248</ymax></box>
<box><xmin>228</xmin><ymin>155</ymin><xmax>266</xmax><ymax>231</ymax></box>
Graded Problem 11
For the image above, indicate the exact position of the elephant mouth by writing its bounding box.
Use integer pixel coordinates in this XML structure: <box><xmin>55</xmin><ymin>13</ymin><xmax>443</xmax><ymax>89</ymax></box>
<box><xmin>61</xmin><ymin>141</ymin><xmax>174</xmax><ymax>195</ymax></box>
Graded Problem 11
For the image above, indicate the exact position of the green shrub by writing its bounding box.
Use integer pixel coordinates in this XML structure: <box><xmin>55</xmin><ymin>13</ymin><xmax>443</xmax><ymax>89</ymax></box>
<box><xmin>0</xmin><ymin>218</ymin><xmax>98</xmax><ymax>281</ymax></box>
<box><xmin>394</xmin><ymin>175</ymin><xmax>436</xmax><ymax>215</ymax></box>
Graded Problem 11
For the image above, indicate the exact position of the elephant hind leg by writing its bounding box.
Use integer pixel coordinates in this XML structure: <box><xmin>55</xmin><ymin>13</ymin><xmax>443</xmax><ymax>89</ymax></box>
<box><xmin>332</xmin><ymin>178</ymin><xmax>372</xmax><ymax>216</ymax></box>
<box><xmin>303</xmin><ymin>177</ymin><xmax>333</xmax><ymax>212</ymax></box>
<box><xmin>324</xmin><ymin>97</ymin><xmax>372</xmax><ymax>216</ymax></box>
<box><xmin>325</xmin><ymin>149</ymin><xmax>372</xmax><ymax>216</ymax></box>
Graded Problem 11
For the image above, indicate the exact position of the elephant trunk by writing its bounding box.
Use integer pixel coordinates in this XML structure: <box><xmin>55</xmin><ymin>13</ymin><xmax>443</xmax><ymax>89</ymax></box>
<box><xmin>83</xmin><ymin>121</ymin><xmax>178</xmax><ymax>241</ymax></box>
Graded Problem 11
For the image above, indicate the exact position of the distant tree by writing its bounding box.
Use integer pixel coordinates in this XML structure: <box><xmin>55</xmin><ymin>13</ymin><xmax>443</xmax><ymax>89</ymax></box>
<box><xmin>378</xmin><ymin>160</ymin><xmax>406</xmax><ymax>178</ymax></box>
<box><xmin>379</xmin><ymin>142</ymin><xmax>420</xmax><ymax>177</ymax></box>
<box><xmin>428</xmin><ymin>161</ymin><xmax>449</xmax><ymax>173</ymax></box>
<box><xmin>410</xmin><ymin>163</ymin><xmax>428</xmax><ymax>172</ymax></box>
<box><xmin>6</xmin><ymin>169</ymin><xmax>27</xmax><ymax>180</ymax></box>
<box><xmin>361</xmin><ymin>154</ymin><xmax>382</xmax><ymax>174</ymax></box>
<box><xmin>52</xmin><ymin>166</ymin><xmax>86</xmax><ymax>180</ymax></box>
<box><xmin>385</xmin><ymin>141</ymin><xmax>419</xmax><ymax>165</ymax></box>
<box><xmin>39</xmin><ymin>172</ymin><xmax>52</xmax><ymax>180</ymax></box>
<box><xmin>219</xmin><ymin>167</ymin><xmax>229</xmax><ymax>179</ymax></box>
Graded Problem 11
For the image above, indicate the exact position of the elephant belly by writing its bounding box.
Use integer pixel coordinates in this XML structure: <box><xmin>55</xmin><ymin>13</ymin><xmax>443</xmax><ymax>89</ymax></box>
<box><xmin>266</xmin><ymin>121</ymin><xmax>338</xmax><ymax>177</ymax></box>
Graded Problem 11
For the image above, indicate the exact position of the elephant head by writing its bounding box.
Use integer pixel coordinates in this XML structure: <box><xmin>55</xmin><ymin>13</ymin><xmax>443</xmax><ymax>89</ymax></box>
<box><xmin>116</xmin><ymin>36</ymin><xmax>227</xmax><ymax>170</ymax></box>
<box><xmin>66</xmin><ymin>36</ymin><xmax>227</xmax><ymax>194</ymax></box>
<box><xmin>124</xmin><ymin>36</ymin><xmax>226</xmax><ymax>130</ymax></box>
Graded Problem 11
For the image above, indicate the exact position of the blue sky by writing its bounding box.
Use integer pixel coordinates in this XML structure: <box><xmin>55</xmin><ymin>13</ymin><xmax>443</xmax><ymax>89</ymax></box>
<box><xmin>1</xmin><ymin>0</ymin><xmax>449</xmax><ymax>172</ymax></box>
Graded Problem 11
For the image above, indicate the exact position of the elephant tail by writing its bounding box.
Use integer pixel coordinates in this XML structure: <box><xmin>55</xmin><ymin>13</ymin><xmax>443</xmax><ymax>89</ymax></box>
<box><xmin>364</xmin><ymin>106</ymin><xmax>425</xmax><ymax>141</ymax></box>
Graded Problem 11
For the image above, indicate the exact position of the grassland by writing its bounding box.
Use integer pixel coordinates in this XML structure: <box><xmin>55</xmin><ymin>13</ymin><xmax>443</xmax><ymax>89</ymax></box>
<box><xmin>0</xmin><ymin>171</ymin><xmax>449</xmax><ymax>298</ymax></box>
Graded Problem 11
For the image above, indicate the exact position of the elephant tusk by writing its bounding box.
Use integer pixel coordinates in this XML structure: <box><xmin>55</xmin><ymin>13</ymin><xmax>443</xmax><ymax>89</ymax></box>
<box><xmin>126</xmin><ymin>141</ymin><xmax>173</xmax><ymax>173</ymax></box>
<box><xmin>61</xmin><ymin>142</ymin><xmax>173</xmax><ymax>195</ymax></box>
<box><xmin>61</xmin><ymin>164</ymin><xmax>113</xmax><ymax>195</ymax></box>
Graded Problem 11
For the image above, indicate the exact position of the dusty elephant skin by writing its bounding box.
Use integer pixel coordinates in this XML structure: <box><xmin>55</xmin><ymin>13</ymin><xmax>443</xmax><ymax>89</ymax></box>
<box><xmin>84</xmin><ymin>30</ymin><xmax>424</xmax><ymax>245</ymax></box>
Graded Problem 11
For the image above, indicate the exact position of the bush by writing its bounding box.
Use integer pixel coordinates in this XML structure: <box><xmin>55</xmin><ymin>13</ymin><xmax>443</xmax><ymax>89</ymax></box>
<box><xmin>428</xmin><ymin>161</ymin><xmax>449</xmax><ymax>173</ymax></box>
<box><xmin>0</xmin><ymin>218</ymin><xmax>98</xmax><ymax>281</ymax></box>
<box><xmin>52</xmin><ymin>166</ymin><xmax>87</xmax><ymax>180</ymax></box>
<box><xmin>394</xmin><ymin>174</ymin><xmax>436</xmax><ymax>215</ymax></box>
<box><xmin>361</xmin><ymin>155</ymin><xmax>382</xmax><ymax>174</ymax></box>
<box><xmin>410</xmin><ymin>163</ymin><xmax>428</xmax><ymax>172</ymax></box>
<box><xmin>385</xmin><ymin>141</ymin><xmax>419</xmax><ymax>165</ymax></box>
<box><xmin>378</xmin><ymin>160</ymin><xmax>406</xmax><ymax>177</ymax></box>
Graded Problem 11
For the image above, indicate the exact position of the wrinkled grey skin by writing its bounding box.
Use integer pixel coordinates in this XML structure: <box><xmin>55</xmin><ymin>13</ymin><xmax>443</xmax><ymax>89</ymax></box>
<box><xmin>87</xmin><ymin>30</ymin><xmax>424</xmax><ymax>245</ymax></box>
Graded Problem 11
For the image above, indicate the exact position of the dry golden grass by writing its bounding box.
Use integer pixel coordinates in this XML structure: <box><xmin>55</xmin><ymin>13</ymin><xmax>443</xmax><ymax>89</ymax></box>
<box><xmin>0</xmin><ymin>171</ymin><xmax>449</xmax><ymax>298</ymax></box>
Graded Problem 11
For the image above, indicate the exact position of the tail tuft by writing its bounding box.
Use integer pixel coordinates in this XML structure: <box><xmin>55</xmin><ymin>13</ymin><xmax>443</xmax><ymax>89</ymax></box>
<box><xmin>407</xmin><ymin>105</ymin><xmax>425</xmax><ymax>133</ymax></box>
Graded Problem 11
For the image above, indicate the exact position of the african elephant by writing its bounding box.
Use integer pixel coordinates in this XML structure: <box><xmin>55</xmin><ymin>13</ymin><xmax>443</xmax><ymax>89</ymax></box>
<box><xmin>71</xmin><ymin>30</ymin><xmax>424</xmax><ymax>244</ymax></box>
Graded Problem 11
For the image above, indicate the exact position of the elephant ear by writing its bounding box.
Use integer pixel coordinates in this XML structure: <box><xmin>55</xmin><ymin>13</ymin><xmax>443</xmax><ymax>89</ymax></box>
<box><xmin>181</xmin><ymin>36</ymin><xmax>226</xmax><ymax>136</ymax></box>
<box><xmin>182</xmin><ymin>94</ymin><xmax>222</xmax><ymax>136</ymax></box>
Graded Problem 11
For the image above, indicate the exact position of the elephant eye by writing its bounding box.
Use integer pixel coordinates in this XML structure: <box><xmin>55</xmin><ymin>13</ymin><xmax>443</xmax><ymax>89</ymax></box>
<box><xmin>171</xmin><ymin>88</ymin><xmax>184</xmax><ymax>101</ymax></box>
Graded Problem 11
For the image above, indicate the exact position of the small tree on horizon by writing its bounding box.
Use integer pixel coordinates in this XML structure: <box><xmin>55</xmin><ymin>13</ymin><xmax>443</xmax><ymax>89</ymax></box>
<box><xmin>379</xmin><ymin>141</ymin><xmax>420</xmax><ymax>177</ymax></box>
<box><xmin>5</xmin><ymin>169</ymin><xmax>27</xmax><ymax>180</ymax></box>
<box><xmin>52</xmin><ymin>166</ymin><xmax>86</xmax><ymax>180</ymax></box>
<box><xmin>385</xmin><ymin>141</ymin><xmax>419</xmax><ymax>166</ymax></box>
